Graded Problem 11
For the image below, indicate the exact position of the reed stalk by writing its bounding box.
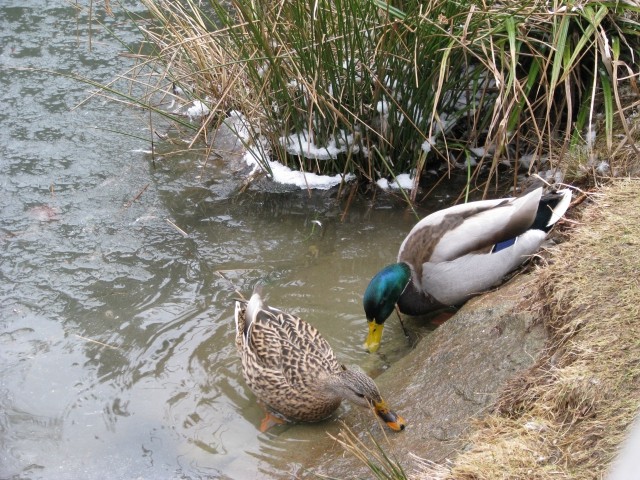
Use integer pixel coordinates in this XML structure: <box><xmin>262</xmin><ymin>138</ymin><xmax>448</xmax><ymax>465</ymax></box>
<box><xmin>107</xmin><ymin>0</ymin><xmax>640</xmax><ymax>199</ymax></box>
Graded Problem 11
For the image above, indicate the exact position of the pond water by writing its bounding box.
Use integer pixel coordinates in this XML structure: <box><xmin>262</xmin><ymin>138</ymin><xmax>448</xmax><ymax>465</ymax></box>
<box><xmin>0</xmin><ymin>2</ymin><xmax>463</xmax><ymax>479</ymax></box>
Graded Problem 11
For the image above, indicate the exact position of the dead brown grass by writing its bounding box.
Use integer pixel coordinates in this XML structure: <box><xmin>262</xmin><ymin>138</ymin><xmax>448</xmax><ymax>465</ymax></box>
<box><xmin>417</xmin><ymin>178</ymin><xmax>640</xmax><ymax>479</ymax></box>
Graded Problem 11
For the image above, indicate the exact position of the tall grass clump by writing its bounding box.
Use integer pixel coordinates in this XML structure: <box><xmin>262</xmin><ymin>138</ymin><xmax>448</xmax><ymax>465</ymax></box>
<box><xmin>124</xmin><ymin>0</ymin><xmax>639</xmax><ymax>197</ymax></box>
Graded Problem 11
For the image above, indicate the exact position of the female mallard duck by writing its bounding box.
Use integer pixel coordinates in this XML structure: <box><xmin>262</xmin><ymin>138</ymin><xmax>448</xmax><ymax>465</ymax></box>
<box><xmin>235</xmin><ymin>288</ymin><xmax>405</xmax><ymax>431</ymax></box>
<box><xmin>363</xmin><ymin>187</ymin><xmax>572</xmax><ymax>352</ymax></box>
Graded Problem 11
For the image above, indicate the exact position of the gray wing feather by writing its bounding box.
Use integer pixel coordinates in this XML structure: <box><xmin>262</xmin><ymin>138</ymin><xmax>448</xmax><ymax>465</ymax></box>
<box><xmin>422</xmin><ymin>229</ymin><xmax>546</xmax><ymax>305</ymax></box>
<box><xmin>429</xmin><ymin>188</ymin><xmax>542</xmax><ymax>262</ymax></box>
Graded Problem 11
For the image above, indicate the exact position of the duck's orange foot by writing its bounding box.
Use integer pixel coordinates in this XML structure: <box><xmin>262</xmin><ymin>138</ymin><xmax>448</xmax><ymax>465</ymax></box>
<box><xmin>259</xmin><ymin>411</ymin><xmax>287</xmax><ymax>432</ymax></box>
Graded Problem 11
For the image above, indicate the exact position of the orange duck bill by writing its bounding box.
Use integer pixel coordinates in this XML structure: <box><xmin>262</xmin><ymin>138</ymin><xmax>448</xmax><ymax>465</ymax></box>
<box><xmin>373</xmin><ymin>400</ymin><xmax>406</xmax><ymax>431</ymax></box>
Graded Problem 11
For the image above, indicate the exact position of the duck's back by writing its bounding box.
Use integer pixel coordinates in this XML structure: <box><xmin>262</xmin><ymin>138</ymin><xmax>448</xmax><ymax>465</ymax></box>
<box><xmin>238</xmin><ymin>301</ymin><xmax>344</xmax><ymax>422</ymax></box>
<box><xmin>399</xmin><ymin>188</ymin><xmax>542</xmax><ymax>270</ymax></box>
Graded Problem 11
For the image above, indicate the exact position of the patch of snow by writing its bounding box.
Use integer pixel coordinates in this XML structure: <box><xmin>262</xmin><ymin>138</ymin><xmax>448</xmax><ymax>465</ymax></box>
<box><xmin>433</xmin><ymin>113</ymin><xmax>455</xmax><ymax>135</ymax></box>
<box><xmin>469</xmin><ymin>146</ymin><xmax>488</xmax><ymax>158</ymax></box>
<box><xmin>186</xmin><ymin>100</ymin><xmax>210</xmax><ymax>121</ymax></box>
<box><xmin>377</xmin><ymin>173</ymin><xmax>414</xmax><ymax>190</ymax></box>
<box><xmin>519</xmin><ymin>153</ymin><xmax>536</xmax><ymax>170</ymax></box>
<box><xmin>376</xmin><ymin>178</ymin><xmax>390</xmax><ymax>190</ymax></box>
<box><xmin>243</xmin><ymin>144</ymin><xmax>355</xmax><ymax>190</ymax></box>
<box><xmin>421</xmin><ymin>138</ymin><xmax>434</xmax><ymax>154</ymax></box>
<box><xmin>392</xmin><ymin>173</ymin><xmax>414</xmax><ymax>189</ymax></box>
<box><xmin>226</xmin><ymin>113</ymin><xmax>355</xmax><ymax>190</ymax></box>
<box><xmin>455</xmin><ymin>155</ymin><xmax>477</xmax><ymax>169</ymax></box>
<box><xmin>376</xmin><ymin>100</ymin><xmax>389</xmax><ymax>114</ymax></box>
<box><xmin>172</xmin><ymin>84</ymin><xmax>186</xmax><ymax>96</ymax></box>
<box><xmin>383</xmin><ymin>75</ymin><xmax>399</xmax><ymax>91</ymax></box>
<box><xmin>280</xmin><ymin>130</ymin><xmax>360</xmax><ymax>160</ymax></box>
<box><xmin>224</xmin><ymin>110</ymin><xmax>251</xmax><ymax>141</ymax></box>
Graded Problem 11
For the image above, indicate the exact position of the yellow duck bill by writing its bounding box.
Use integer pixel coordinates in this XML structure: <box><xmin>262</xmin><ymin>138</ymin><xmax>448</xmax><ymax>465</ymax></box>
<box><xmin>364</xmin><ymin>321</ymin><xmax>385</xmax><ymax>353</ymax></box>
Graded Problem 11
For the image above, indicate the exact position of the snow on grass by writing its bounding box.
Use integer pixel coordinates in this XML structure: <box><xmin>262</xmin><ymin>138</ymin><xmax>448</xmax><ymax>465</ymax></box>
<box><xmin>186</xmin><ymin>100</ymin><xmax>210</xmax><ymax>121</ymax></box>
<box><xmin>376</xmin><ymin>173</ymin><xmax>414</xmax><ymax>191</ymax></box>
<box><xmin>225</xmin><ymin>112</ymin><xmax>355</xmax><ymax>190</ymax></box>
<box><xmin>245</xmin><ymin>146</ymin><xmax>355</xmax><ymax>190</ymax></box>
<box><xmin>280</xmin><ymin>129</ymin><xmax>361</xmax><ymax>161</ymax></box>
<box><xmin>225</xmin><ymin>111</ymin><xmax>419</xmax><ymax>191</ymax></box>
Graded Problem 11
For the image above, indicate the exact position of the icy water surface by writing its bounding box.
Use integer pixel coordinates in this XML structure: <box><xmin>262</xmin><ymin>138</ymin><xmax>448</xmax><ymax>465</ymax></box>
<box><xmin>0</xmin><ymin>2</ymin><xmax>457</xmax><ymax>479</ymax></box>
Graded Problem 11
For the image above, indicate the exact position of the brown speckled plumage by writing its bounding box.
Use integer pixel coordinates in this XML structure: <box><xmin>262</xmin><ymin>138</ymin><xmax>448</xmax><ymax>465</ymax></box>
<box><xmin>234</xmin><ymin>290</ymin><xmax>404</xmax><ymax>427</ymax></box>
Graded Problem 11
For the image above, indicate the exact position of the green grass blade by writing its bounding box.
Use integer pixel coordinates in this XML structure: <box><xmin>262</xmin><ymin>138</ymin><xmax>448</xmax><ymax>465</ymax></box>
<box><xmin>548</xmin><ymin>13</ymin><xmax>570</xmax><ymax>108</ymax></box>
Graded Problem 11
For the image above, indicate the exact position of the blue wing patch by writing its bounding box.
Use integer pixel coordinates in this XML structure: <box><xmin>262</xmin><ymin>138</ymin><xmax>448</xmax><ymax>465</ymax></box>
<box><xmin>492</xmin><ymin>237</ymin><xmax>517</xmax><ymax>253</ymax></box>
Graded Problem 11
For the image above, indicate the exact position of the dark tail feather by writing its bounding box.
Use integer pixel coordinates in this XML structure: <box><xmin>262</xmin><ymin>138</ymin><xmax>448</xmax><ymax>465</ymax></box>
<box><xmin>531</xmin><ymin>189</ymin><xmax>572</xmax><ymax>232</ymax></box>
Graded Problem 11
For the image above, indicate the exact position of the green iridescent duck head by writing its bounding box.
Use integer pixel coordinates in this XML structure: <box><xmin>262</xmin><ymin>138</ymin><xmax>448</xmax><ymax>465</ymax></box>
<box><xmin>362</xmin><ymin>263</ymin><xmax>411</xmax><ymax>352</ymax></box>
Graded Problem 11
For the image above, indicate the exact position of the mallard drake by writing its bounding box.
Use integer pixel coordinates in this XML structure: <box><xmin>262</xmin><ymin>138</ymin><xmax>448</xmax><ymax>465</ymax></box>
<box><xmin>363</xmin><ymin>187</ymin><xmax>572</xmax><ymax>352</ymax></box>
<box><xmin>235</xmin><ymin>288</ymin><xmax>405</xmax><ymax>431</ymax></box>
